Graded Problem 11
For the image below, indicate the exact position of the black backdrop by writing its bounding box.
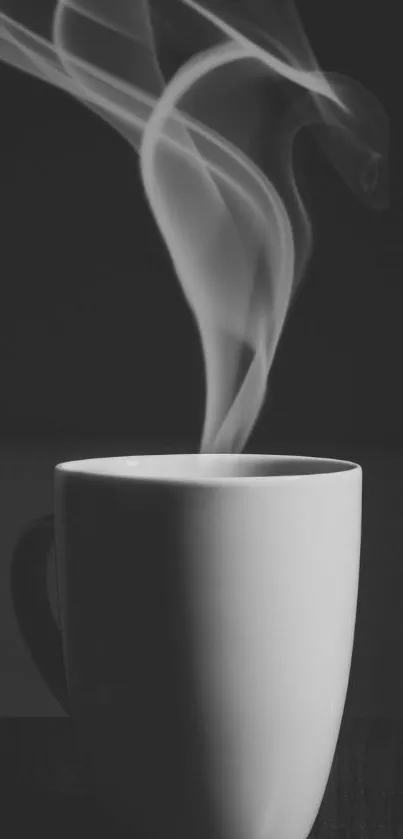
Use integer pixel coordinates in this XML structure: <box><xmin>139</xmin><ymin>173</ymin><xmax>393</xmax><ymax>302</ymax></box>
<box><xmin>0</xmin><ymin>0</ymin><xmax>399</xmax><ymax>452</ymax></box>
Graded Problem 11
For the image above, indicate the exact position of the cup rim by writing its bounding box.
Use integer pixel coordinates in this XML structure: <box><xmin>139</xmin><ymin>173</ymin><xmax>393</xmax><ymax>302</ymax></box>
<box><xmin>55</xmin><ymin>453</ymin><xmax>362</xmax><ymax>485</ymax></box>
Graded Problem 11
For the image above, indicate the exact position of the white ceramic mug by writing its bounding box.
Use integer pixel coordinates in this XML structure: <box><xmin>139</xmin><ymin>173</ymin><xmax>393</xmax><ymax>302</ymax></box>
<box><xmin>11</xmin><ymin>453</ymin><xmax>362</xmax><ymax>839</ymax></box>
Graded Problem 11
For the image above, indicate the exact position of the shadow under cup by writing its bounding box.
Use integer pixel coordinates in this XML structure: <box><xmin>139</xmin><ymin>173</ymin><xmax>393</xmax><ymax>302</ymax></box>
<box><xmin>54</xmin><ymin>454</ymin><xmax>362</xmax><ymax>839</ymax></box>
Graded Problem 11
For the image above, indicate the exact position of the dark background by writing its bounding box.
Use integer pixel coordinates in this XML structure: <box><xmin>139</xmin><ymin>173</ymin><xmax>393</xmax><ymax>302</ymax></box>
<box><xmin>0</xmin><ymin>0</ymin><xmax>402</xmax><ymax>718</ymax></box>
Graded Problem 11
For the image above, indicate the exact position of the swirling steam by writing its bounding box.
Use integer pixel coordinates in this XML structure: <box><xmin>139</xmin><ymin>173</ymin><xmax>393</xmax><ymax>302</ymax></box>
<box><xmin>0</xmin><ymin>0</ymin><xmax>388</xmax><ymax>452</ymax></box>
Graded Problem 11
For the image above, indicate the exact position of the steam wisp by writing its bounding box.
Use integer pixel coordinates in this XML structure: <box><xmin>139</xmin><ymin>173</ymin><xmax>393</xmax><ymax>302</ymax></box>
<box><xmin>0</xmin><ymin>0</ymin><xmax>388</xmax><ymax>452</ymax></box>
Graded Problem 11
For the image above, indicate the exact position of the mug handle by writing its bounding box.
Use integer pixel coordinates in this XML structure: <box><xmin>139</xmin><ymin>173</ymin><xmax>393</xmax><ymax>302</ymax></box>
<box><xmin>10</xmin><ymin>513</ymin><xmax>70</xmax><ymax>715</ymax></box>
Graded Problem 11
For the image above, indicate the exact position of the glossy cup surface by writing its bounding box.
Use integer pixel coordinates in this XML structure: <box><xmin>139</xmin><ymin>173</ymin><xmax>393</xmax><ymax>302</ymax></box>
<box><xmin>54</xmin><ymin>454</ymin><xmax>362</xmax><ymax>839</ymax></box>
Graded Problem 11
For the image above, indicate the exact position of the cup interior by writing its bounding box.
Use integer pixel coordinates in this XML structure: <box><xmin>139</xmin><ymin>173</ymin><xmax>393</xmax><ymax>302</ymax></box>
<box><xmin>56</xmin><ymin>454</ymin><xmax>359</xmax><ymax>481</ymax></box>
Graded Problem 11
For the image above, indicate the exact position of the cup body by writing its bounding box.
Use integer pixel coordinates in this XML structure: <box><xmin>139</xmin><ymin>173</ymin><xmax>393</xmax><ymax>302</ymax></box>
<box><xmin>54</xmin><ymin>454</ymin><xmax>362</xmax><ymax>839</ymax></box>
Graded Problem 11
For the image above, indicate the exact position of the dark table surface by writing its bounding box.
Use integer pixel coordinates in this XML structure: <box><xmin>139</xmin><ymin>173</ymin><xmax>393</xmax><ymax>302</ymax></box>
<box><xmin>2</xmin><ymin>715</ymin><xmax>403</xmax><ymax>838</ymax></box>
